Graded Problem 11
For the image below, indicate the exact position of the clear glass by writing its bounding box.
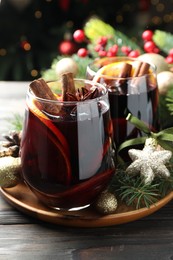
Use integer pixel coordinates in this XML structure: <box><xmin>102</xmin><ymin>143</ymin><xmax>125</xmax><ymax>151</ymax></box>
<box><xmin>86</xmin><ymin>57</ymin><xmax>159</xmax><ymax>147</ymax></box>
<box><xmin>20</xmin><ymin>79</ymin><xmax>115</xmax><ymax>210</ymax></box>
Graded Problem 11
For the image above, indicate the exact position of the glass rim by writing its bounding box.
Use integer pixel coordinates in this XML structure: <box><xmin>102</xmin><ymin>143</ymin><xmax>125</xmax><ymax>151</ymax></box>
<box><xmin>28</xmin><ymin>78</ymin><xmax>108</xmax><ymax>105</ymax></box>
<box><xmin>87</xmin><ymin>57</ymin><xmax>157</xmax><ymax>80</ymax></box>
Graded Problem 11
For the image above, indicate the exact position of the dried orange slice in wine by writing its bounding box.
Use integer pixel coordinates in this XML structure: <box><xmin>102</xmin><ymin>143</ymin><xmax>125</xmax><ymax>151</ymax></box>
<box><xmin>93</xmin><ymin>60</ymin><xmax>146</xmax><ymax>82</ymax></box>
<box><xmin>27</xmin><ymin>99</ymin><xmax>72</xmax><ymax>185</ymax></box>
<box><xmin>28</xmin><ymin>99</ymin><xmax>70</xmax><ymax>156</ymax></box>
<box><xmin>93</xmin><ymin>62</ymin><xmax>126</xmax><ymax>81</ymax></box>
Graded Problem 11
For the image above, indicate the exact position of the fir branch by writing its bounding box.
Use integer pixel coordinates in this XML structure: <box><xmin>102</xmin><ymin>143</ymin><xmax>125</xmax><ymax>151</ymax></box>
<box><xmin>10</xmin><ymin>114</ymin><xmax>23</xmax><ymax>132</ymax></box>
<box><xmin>109</xmin><ymin>164</ymin><xmax>173</xmax><ymax>209</ymax></box>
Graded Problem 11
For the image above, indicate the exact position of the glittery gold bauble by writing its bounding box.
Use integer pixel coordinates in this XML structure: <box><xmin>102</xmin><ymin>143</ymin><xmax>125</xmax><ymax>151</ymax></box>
<box><xmin>0</xmin><ymin>156</ymin><xmax>21</xmax><ymax>188</ymax></box>
<box><xmin>95</xmin><ymin>191</ymin><xmax>118</xmax><ymax>215</ymax></box>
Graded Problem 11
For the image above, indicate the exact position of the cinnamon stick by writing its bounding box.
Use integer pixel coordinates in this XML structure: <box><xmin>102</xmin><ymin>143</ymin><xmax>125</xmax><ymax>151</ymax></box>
<box><xmin>133</xmin><ymin>61</ymin><xmax>143</xmax><ymax>77</ymax></box>
<box><xmin>30</xmin><ymin>79</ymin><xmax>60</xmax><ymax>114</ymax></box>
<box><xmin>118</xmin><ymin>62</ymin><xmax>132</xmax><ymax>78</ymax></box>
<box><xmin>61</xmin><ymin>73</ymin><xmax>76</xmax><ymax>101</ymax></box>
<box><xmin>133</xmin><ymin>61</ymin><xmax>150</xmax><ymax>77</ymax></box>
<box><xmin>115</xmin><ymin>62</ymin><xmax>132</xmax><ymax>94</ymax></box>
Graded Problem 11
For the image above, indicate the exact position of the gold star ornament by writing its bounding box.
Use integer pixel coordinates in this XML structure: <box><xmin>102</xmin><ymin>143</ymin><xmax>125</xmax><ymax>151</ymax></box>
<box><xmin>126</xmin><ymin>138</ymin><xmax>172</xmax><ymax>184</ymax></box>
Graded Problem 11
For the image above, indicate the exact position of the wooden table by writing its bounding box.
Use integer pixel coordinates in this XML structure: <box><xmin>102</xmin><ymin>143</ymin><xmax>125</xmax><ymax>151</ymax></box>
<box><xmin>1</xmin><ymin>82</ymin><xmax>173</xmax><ymax>260</ymax></box>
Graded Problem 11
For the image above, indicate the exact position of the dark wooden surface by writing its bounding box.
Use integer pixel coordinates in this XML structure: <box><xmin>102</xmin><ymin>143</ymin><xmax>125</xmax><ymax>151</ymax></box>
<box><xmin>1</xmin><ymin>82</ymin><xmax>173</xmax><ymax>260</ymax></box>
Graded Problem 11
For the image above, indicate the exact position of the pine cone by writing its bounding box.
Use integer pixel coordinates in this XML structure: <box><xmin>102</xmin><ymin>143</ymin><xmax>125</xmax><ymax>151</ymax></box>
<box><xmin>0</xmin><ymin>130</ymin><xmax>22</xmax><ymax>158</ymax></box>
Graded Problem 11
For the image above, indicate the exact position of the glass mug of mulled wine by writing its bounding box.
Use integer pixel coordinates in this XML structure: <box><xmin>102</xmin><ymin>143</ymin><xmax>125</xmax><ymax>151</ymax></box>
<box><xmin>20</xmin><ymin>75</ymin><xmax>115</xmax><ymax>210</ymax></box>
<box><xmin>86</xmin><ymin>57</ymin><xmax>159</xmax><ymax>147</ymax></box>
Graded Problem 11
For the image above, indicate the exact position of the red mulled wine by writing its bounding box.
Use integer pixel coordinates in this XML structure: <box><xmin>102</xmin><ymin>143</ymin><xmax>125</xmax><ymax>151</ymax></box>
<box><xmin>21</xmin><ymin>79</ymin><xmax>115</xmax><ymax>210</ymax></box>
<box><xmin>87</xmin><ymin>58</ymin><xmax>160</xmax><ymax>147</ymax></box>
<box><xmin>108</xmin><ymin>84</ymin><xmax>159</xmax><ymax>145</ymax></box>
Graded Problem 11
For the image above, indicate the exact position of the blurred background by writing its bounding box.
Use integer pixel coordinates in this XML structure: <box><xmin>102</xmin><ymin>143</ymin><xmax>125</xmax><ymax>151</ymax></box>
<box><xmin>0</xmin><ymin>0</ymin><xmax>172</xmax><ymax>81</ymax></box>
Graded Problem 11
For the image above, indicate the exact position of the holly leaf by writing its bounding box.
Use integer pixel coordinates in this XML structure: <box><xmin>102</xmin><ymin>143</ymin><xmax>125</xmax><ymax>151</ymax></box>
<box><xmin>153</xmin><ymin>30</ymin><xmax>173</xmax><ymax>54</ymax></box>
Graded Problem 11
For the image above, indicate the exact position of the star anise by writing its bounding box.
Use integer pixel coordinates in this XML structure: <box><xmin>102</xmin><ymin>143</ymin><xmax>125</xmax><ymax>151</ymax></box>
<box><xmin>0</xmin><ymin>130</ymin><xmax>22</xmax><ymax>158</ymax></box>
<box><xmin>61</xmin><ymin>73</ymin><xmax>101</xmax><ymax>102</ymax></box>
<box><xmin>66</xmin><ymin>87</ymin><xmax>100</xmax><ymax>101</ymax></box>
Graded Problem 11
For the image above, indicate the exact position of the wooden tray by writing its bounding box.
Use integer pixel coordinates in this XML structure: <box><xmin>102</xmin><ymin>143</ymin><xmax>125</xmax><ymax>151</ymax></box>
<box><xmin>1</xmin><ymin>182</ymin><xmax>173</xmax><ymax>227</ymax></box>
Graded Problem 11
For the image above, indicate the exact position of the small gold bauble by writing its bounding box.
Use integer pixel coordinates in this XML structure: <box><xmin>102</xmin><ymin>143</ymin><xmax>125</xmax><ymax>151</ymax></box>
<box><xmin>95</xmin><ymin>190</ymin><xmax>118</xmax><ymax>215</ymax></box>
<box><xmin>0</xmin><ymin>156</ymin><xmax>21</xmax><ymax>188</ymax></box>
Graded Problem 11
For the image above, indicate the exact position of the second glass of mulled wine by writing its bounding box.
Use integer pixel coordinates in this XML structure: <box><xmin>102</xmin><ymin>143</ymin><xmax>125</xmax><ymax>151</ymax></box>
<box><xmin>20</xmin><ymin>77</ymin><xmax>115</xmax><ymax>210</ymax></box>
<box><xmin>86</xmin><ymin>57</ymin><xmax>159</xmax><ymax>147</ymax></box>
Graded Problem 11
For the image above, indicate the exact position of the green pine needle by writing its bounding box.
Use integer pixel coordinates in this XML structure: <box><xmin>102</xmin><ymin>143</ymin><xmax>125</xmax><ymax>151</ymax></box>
<box><xmin>109</xmin><ymin>164</ymin><xmax>173</xmax><ymax>209</ymax></box>
<box><xmin>10</xmin><ymin>114</ymin><xmax>23</xmax><ymax>131</ymax></box>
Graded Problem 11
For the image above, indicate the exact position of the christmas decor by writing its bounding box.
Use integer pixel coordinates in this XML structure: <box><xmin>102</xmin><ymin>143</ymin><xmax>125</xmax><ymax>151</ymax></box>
<box><xmin>142</xmin><ymin>30</ymin><xmax>153</xmax><ymax>41</ymax></box>
<box><xmin>137</xmin><ymin>53</ymin><xmax>169</xmax><ymax>73</ymax></box>
<box><xmin>55</xmin><ymin>57</ymin><xmax>78</xmax><ymax>77</ymax></box>
<box><xmin>1</xmin><ymin>130</ymin><xmax>21</xmax><ymax>158</ymax></box>
<box><xmin>0</xmin><ymin>1</ymin><xmax>173</xmax><ymax>80</ymax></box>
<box><xmin>95</xmin><ymin>190</ymin><xmax>118</xmax><ymax>215</ymax></box>
<box><xmin>126</xmin><ymin>138</ymin><xmax>172</xmax><ymax>185</ymax></box>
<box><xmin>0</xmin><ymin>130</ymin><xmax>21</xmax><ymax>187</ymax></box>
<box><xmin>2</xmin><ymin>11</ymin><xmax>173</xmax><ymax>214</ymax></box>
<box><xmin>58</xmin><ymin>40</ymin><xmax>77</xmax><ymax>56</ymax></box>
<box><xmin>157</xmin><ymin>71</ymin><xmax>173</xmax><ymax>95</ymax></box>
<box><xmin>42</xmin><ymin>17</ymin><xmax>173</xmax><ymax>84</ymax></box>
<box><xmin>0</xmin><ymin>156</ymin><xmax>21</xmax><ymax>188</ymax></box>
<box><xmin>2</xmin><ymin>109</ymin><xmax>173</xmax><ymax>211</ymax></box>
<box><xmin>73</xmin><ymin>29</ymin><xmax>86</xmax><ymax>43</ymax></box>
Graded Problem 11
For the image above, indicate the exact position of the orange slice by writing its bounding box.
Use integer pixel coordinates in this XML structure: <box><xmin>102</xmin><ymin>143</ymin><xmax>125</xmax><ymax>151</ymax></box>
<box><xmin>93</xmin><ymin>61</ymin><xmax>148</xmax><ymax>82</ymax></box>
<box><xmin>28</xmin><ymin>99</ymin><xmax>70</xmax><ymax>157</ymax></box>
<box><xmin>93</xmin><ymin>62</ymin><xmax>127</xmax><ymax>82</ymax></box>
<box><xmin>27</xmin><ymin>99</ymin><xmax>72</xmax><ymax>185</ymax></box>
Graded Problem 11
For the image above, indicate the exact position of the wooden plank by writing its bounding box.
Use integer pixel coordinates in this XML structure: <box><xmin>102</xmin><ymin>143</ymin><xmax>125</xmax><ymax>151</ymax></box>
<box><xmin>1</xmin><ymin>221</ymin><xmax>173</xmax><ymax>259</ymax></box>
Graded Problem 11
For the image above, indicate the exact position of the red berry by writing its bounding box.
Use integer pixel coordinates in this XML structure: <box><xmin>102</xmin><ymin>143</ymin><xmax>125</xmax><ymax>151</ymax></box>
<box><xmin>169</xmin><ymin>48</ymin><xmax>173</xmax><ymax>57</ymax></box>
<box><xmin>142</xmin><ymin>30</ymin><xmax>153</xmax><ymax>41</ymax></box>
<box><xmin>97</xmin><ymin>36</ymin><xmax>108</xmax><ymax>46</ymax></box>
<box><xmin>128</xmin><ymin>50</ymin><xmax>140</xmax><ymax>58</ymax></box>
<box><xmin>121</xmin><ymin>46</ymin><xmax>131</xmax><ymax>55</ymax></box>
<box><xmin>94</xmin><ymin>44</ymin><xmax>103</xmax><ymax>52</ymax></box>
<box><xmin>98</xmin><ymin>50</ymin><xmax>107</xmax><ymax>57</ymax></box>
<box><xmin>144</xmin><ymin>41</ymin><xmax>156</xmax><ymax>53</ymax></box>
<box><xmin>107</xmin><ymin>51</ymin><xmax>115</xmax><ymax>57</ymax></box>
<box><xmin>73</xmin><ymin>29</ymin><xmax>85</xmax><ymax>43</ymax></box>
<box><xmin>59</xmin><ymin>40</ymin><xmax>77</xmax><ymax>55</ymax></box>
<box><xmin>77</xmin><ymin>48</ymin><xmax>88</xmax><ymax>57</ymax></box>
<box><xmin>152</xmin><ymin>47</ymin><xmax>160</xmax><ymax>54</ymax></box>
<box><xmin>108</xmin><ymin>44</ymin><xmax>118</xmax><ymax>55</ymax></box>
<box><xmin>166</xmin><ymin>55</ymin><xmax>173</xmax><ymax>64</ymax></box>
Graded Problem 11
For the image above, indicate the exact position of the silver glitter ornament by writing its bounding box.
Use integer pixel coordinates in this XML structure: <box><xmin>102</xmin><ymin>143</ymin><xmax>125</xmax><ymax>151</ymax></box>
<box><xmin>95</xmin><ymin>190</ymin><xmax>118</xmax><ymax>215</ymax></box>
<box><xmin>126</xmin><ymin>138</ymin><xmax>172</xmax><ymax>184</ymax></box>
<box><xmin>0</xmin><ymin>156</ymin><xmax>21</xmax><ymax>188</ymax></box>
